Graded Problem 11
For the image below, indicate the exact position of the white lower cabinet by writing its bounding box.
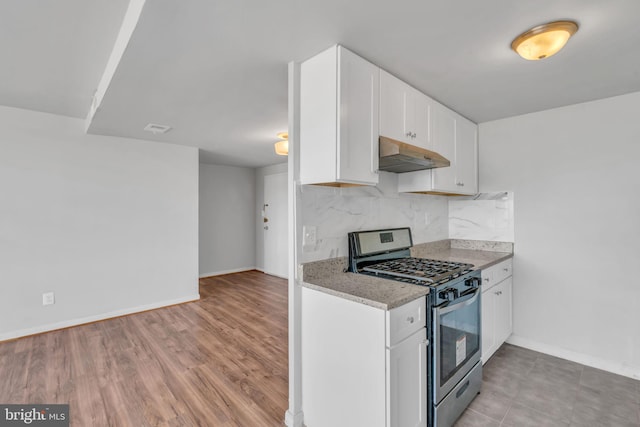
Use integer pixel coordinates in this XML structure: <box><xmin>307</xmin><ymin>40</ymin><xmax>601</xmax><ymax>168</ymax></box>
<box><xmin>302</xmin><ymin>286</ymin><xmax>427</xmax><ymax>427</ymax></box>
<box><xmin>387</xmin><ymin>328</ymin><xmax>428</xmax><ymax>427</ymax></box>
<box><xmin>494</xmin><ymin>278</ymin><xmax>513</xmax><ymax>346</ymax></box>
<box><xmin>481</xmin><ymin>259</ymin><xmax>513</xmax><ymax>364</ymax></box>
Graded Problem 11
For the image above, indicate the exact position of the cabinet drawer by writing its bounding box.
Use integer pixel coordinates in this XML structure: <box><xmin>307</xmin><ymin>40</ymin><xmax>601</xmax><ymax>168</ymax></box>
<box><xmin>493</xmin><ymin>258</ymin><xmax>512</xmax><ymax>284</ymax></box>
<box><xmin>386</xmin><ymin>296</ymin><xmax>426</xmax><ymax>347</ymax></box>
<box><xmin>481</xmin><ymin>258</ymin><xmax>512</xmax><ymax>291</ymax></box>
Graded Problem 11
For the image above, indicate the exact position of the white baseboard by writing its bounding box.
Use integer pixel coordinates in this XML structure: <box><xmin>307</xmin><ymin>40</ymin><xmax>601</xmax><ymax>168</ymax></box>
<box><xmin>284</xmin><ymin>409</ymin><xmax>304</xmax><ymax>427</ymax></box>
<box><xmin>264</xmin><ymin>272</ymin><xmax>289</xmax><ymax>280</ymax></box>
<box><xmin>199</xmin><ymin>267</ymin><xmax>256</xmax><ymax>278</ymax></box>
<box><xmin>0</xmin><ymin>293</ymin><xmax>200</xmax><ymax>342</ymax></box>
<box><xmin>507</xmin><ymin>334</ymin><xmax>640</xmax><ymax>380</ymax></box>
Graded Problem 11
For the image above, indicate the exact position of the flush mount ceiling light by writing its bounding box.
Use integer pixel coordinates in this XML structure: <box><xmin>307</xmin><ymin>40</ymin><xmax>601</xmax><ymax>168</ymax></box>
<box><xmin>511</xmin><ymin>20</ymin><xmax>578</xmax><ymax>60</ymax></box>
<box><xmin>274</xmin><ymin>132</ymin><xmax>288</xmax><ymax>156</ymax></box>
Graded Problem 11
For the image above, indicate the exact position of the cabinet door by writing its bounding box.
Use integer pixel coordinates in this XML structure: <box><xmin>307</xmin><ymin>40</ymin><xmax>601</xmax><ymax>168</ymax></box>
<box><xmin>337</xmin><ymin>46</ymin><xmax>379</xmax><ymax>184</ymax></box>
<box><xmin>380</xmin><ymin>70</ymin><xmax>408</xmax><ymax>143</ymax></box>
<box><xmin>430</xmin><ymin>103</ymin><xmax>456</xmax><ymax>192</ymax></box>
<box><xmin>300</xmin><ymin>46</ymin><xmax>338</xmax><ymax>184</ymax></box>
<box><xmin>407</xmin><ymin>88</ymin><xmax>431</xmax><ymax>150</ymax></box>
<box><xmin>387</xmin><ymin>329</ymin><xmax>428</xmax><ymax>427</ymax></box>
<box><xmin>494</xmin><ymin>277</ymin><xmax>513</xmax><ymax>345</ymax></box>
<box><xmin>453</xmin><ymin>117</ymin><xmax>478</xmax><ymax>194</ymax></box>
<box><xmin>481</xmin><ymin>287</ymin><xmax>497</xmax><ymax>364</ymax></box>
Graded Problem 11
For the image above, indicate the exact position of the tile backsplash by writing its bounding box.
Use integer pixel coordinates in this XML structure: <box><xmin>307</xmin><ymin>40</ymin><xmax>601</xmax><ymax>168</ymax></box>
<box><xmin>448</xmin><ymin>192</ymin><xmax>514</xmax><ymax>242</ymax></box>
<box><xmin>299</xmin><ymin>172</ymin><xmax>449</xmax><ymax>263</ymax></box>
<box><xmin>299</xmin><ymin>172</ymin><xmax>514</xmax><ymax>263</ymax></box>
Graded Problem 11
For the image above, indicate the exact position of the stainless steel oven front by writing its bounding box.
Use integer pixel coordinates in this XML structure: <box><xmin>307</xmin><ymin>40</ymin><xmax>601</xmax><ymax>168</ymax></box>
<box><xmin>432</xmin><ymin>271</ymin><xmax>482</xmax><ymax>426</ymax></box>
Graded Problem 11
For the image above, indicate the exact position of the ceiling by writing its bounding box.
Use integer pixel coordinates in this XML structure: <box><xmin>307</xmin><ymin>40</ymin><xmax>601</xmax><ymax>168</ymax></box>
<box><xmin>3</xmin><ymin>0</ymin><xmax>640</xmax><ymax>167</ymax></box>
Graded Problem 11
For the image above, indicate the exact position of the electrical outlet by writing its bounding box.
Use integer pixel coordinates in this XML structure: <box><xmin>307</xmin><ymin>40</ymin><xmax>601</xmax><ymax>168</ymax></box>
<box><xmin>42</xmin><ymin>292</ymin><xmax>55</xmax><ymax>306</ymax></box>
<box><xmin>303</xmin><ymin>225</ymin><xmax>317</xmax><ymax>247</ymax></box>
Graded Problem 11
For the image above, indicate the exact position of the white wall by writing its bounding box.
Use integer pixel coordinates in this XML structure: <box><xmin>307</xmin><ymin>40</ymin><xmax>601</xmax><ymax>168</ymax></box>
<box><xmin>0</xmin><ymin>106</ymin><xmax>199</xmax><ymax>341</ymax></box>
<box><xmin>255</xmin><ymin>162</ymin><xmax>288</xmax><ymax>271</ymax></box>
<box><xmin>479</xmin><ymin>91</ymin><xmax>640</xmax><ymax>377</ymax></box>
<box><xmin>199</xmin><ymin>163</ymin><xmax>256</xmax><ymax>276</ymax></box>
<box><xmin>300</xmin><ymin>172</ymin><xmax>449</xmax><ymax>263</ymax></box>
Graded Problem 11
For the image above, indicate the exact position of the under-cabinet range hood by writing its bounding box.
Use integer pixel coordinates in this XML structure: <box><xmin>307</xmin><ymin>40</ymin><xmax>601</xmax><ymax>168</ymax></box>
<box><xmin>378</xmin><ymin>136</ymin><xmax>450</xmax><ymax>173</ymax></box>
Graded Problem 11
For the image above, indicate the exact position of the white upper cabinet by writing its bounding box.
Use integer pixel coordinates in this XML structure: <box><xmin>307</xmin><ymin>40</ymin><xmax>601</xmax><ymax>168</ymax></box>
<box><xmin>299</xmin><ymin>44</ymin><xmax>477</xmax><ymax>193</ymax></box>
<box><xmin>429</xmin><ymin>102</ymin><xmax>456</xmax><ymax>188</ymax></box>
<box><xmin>380</xmin><ymin>70</ymin><xmax>432</xmax><ymax>150</ymax></box>
<box><xmin>300</xmin><ymin>45</ymin><xmax>380</xmax><ymax>186</ymax></box>
<box><xmin>431</xmin><ymin>109</ymin><xmax>478</xmax><ymax>194</ymax></box>
<box><xmin>398</xmin><ymin>106</ymin><xmax>478</xmax><ymax>195</ymax></box>
<box><xmin>452</xmin><ymin>116</ymin><xmax>479</xmax><ymax>193</ymax></box>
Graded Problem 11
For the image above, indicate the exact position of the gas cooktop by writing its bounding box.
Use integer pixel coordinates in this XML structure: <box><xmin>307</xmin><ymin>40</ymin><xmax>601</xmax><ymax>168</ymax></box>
<box><xmin>347</xmin><ymin>227</ymin><xmax>475</xmax><ymax>287</ymax></box>
<box><xmin>362</xmin><ymin>257</ymin><xmax>473</xmax><ymax>285</ymax></box>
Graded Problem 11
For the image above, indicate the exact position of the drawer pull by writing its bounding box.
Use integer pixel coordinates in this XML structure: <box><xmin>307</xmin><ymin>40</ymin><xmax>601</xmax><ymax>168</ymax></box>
<box><xmin>503</xmin><ymin>268</ymin><xmax>509</xmax><ymax>272</ymax></box>
<box><xmin>407</xmin><ymin>316</ymin><xmax>415</xmax><ymax>324</ymax></box>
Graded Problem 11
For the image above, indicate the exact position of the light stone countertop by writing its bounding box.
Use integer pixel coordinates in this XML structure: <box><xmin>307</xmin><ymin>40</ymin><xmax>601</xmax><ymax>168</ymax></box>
<box><xmin>302</xmin><ymin>271</ymin><xmax>430</xmax><ymax>310</ymax></box>
<box><xmin>301</xmin><ymin>239</ymin><xmax>513</xmax><ymax>310</ymax></box>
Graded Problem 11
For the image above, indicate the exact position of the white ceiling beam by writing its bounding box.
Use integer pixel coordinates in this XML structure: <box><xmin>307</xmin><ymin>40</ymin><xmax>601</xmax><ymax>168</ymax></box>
<box><xmin>85</xmin><ymin>0</ymin><xmax>146</xmax><ymax>132</ymax></box>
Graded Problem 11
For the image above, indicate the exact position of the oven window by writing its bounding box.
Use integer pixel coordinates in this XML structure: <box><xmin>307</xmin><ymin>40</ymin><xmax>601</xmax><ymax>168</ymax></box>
<box><xmin>439</xmin><ymin>295</ymin><xmax>480</xmax><ymax>385</ymax></box>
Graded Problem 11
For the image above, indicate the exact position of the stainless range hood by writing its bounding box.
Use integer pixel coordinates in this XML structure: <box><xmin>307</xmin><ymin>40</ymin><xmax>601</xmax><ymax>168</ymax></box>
<box><xmin>378</xmin><ymin>136</ymin><xmax>450</xmax><ymax>173</ymax></box>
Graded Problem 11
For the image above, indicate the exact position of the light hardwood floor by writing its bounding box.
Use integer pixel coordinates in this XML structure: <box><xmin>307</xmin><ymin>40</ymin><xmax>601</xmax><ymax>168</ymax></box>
<box><xmin>0</xmin><ymin>271</ymin><xmax>288</xmax><ymax>427</ymax></box>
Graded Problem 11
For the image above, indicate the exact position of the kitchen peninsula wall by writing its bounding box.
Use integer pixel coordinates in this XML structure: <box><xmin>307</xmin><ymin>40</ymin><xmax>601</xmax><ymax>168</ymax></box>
<box><xmin>300</xmin><ymin>171</ymin><xmax>449</xmax><ymax>263</ymax></box>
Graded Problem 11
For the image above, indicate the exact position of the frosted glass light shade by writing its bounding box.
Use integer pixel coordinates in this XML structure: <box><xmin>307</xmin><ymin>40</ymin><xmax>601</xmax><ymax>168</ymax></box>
<box><xmin>511</xmin><ymin>21</ymin><xmax>578</xmax><ymax>60</ymax></box>
<box><xmin>275</xmin><ymin>140</ymin><xmax>288</xmax><ymax>155</ymax></box>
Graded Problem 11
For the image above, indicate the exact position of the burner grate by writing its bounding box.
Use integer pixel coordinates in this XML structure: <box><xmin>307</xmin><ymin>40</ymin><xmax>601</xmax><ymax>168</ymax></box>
<box><xmin>362</xmin><ymin>257</ymin><xmax>473</xmax><ymax>284</ymax></box>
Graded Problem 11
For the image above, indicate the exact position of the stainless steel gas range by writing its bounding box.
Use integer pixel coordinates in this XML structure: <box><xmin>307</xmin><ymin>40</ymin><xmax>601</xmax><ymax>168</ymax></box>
<box><xmin>348</xmin><ymin>227</ymin><xmax>482</xmax><ymax>427</ymax></box>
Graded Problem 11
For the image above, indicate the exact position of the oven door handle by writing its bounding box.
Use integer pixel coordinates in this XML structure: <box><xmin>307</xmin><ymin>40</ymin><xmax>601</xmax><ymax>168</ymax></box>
<box><xmin>435</xmin><ymin>288</ymin><xmax>480</xmax><ymax>315</ymax></box>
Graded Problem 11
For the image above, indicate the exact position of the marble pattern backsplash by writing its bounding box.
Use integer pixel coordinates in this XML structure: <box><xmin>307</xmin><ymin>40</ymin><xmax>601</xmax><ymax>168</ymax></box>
<box><xmin>448</xmin><ymin>192</ymin><xmax>514</xmax><ymax>242</ymax></box>
<box><xmin>300</xmin><ymin>172</ymin><xmax>449</xmax><ymax>263</ymax></box>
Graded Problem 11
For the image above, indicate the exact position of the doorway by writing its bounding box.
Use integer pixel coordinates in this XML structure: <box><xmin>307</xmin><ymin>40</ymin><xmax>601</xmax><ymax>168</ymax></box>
<box><xmin>263</xmin><ymin>172</ymin><xmax>288</xmax><ymax>278</ymax></box>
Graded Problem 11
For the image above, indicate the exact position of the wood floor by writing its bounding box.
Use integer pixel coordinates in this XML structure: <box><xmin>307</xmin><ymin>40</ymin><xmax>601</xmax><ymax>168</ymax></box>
<box><xmin>0</xmin><ymin>271</ymin><xmax>289</xmax><ymax>427</ymax></box>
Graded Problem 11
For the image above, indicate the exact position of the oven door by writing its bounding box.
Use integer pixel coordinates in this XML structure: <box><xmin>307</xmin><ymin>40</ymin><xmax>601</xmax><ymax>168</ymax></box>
<box><xmin>433</xmin><ymin>288</ymin><xmax>481</xmax><ymax>403</ymax></box>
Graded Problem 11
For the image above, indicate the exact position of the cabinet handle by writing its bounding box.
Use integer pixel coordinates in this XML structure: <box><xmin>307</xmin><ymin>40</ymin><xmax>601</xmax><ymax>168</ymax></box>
<box><xmin>407</xmin><ymin>316</ymin><xmax>415</xmax><ymax>324</ymax></box>
<box><xmin>483</xmin><ymin>277</ymin><xmax>490</xmax><ymax>282</ymax></box>
<box><xmin>495</xmin><ymin>291</ymin><xmax>502</xmax><ymax>296</ymax></box>
<box><xmin>456</xmin><ymin>182</ymin><xmax>464</xmax><ymax>186</ymax></box>
<box><xmin>503</xmin><ymin>268</ymin><xmax>509</xmax><ymax>272</ymax></box>
<box><xmin>406</xmin><ymin>131</ymin><xmax>412</xmax><ymax>138</ymax></box>
<box><xmin>411</xmin><ymin>132</ymin><xmax>417</xmax><ymax>138</ymax></box>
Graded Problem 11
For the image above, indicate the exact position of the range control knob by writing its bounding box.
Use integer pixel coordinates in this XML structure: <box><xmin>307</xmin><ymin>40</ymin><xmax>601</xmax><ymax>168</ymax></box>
<box><xmin>439</xmin><ymin>288</ymin><xmax>459</xmax><ymax>301</ymax></box>
<box><xmin>465</xmin><ymin>277</ymin><xmax>480</xmax><ymax>288</ymax></box>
